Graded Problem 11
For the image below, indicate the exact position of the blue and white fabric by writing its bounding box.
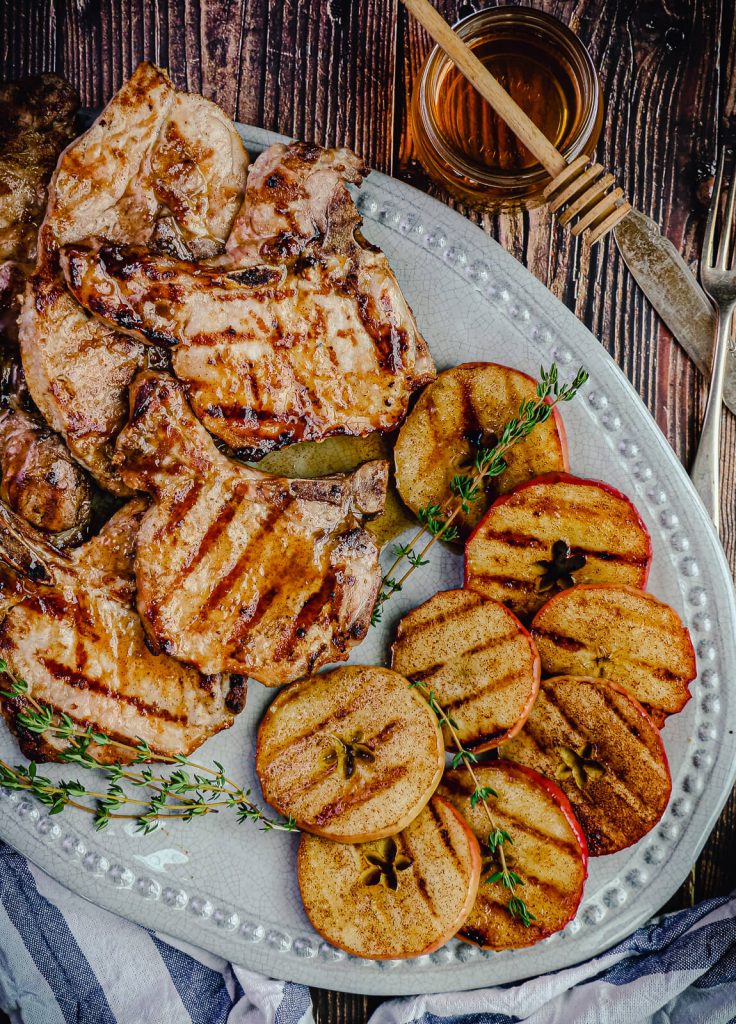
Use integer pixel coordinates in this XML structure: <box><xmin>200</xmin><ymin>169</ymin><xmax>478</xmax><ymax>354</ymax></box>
<box><xmin>0</xmin><ymin>842</ymin><xmax>734</xmax><ymax>1024</ymax></box>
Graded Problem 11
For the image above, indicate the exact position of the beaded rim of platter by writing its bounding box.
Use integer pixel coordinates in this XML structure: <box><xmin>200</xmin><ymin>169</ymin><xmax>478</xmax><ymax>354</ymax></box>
<box><xmin>0</xmin><ymin>124</ymin><xmax>733</xmax><ymax>996</ymax></box>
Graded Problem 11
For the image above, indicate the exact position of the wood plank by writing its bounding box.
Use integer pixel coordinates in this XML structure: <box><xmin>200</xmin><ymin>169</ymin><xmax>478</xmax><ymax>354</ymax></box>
<box><xmin>0</xmin><ymin>5</ymin><xmax>734</xmax><ymax>1016</ymax></box>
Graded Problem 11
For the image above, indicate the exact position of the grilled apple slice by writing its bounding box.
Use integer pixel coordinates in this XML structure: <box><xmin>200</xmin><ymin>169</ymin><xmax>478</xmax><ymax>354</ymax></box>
<box><xmin>531</xmin><ymin>584</ymin><xmax>695</xmax><ymax>727</ymax></box>
<box><xmin>439</xmin><ymin>762</ymin><xmax>587</xmax><ymax>949</ymax></box>
<box><xmin>297</xmin><ymin>796</ymin><xmax>481</xmax><ymax>959</ymax></box>
<box><xmin>391</xmin><ymin>588</ymin><xmax>540</xmax><ymax>752</ymax></box>
<box><xmin>499</xmin><ymin>675</ymin><xmax>671</xmax><ymax>856</ymax></box>
<box><xmin>465</xmin><ymin>473</ymin><xmax>652</xmax><ymax>619</ymax></box>
<box><xmin>394</xmin><ymin>363</ymin><xmax>568</xmax><ymax>539</ymax></box>
<box><xmin>256</xmin><ymin>665</ymin><xmax>445</xmax><ymax>842</ymax></box>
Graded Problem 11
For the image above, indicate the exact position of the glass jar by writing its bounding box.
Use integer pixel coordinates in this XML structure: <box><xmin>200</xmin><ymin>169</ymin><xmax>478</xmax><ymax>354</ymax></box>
<box><xmin>410</xmin><ymin>6</ymin><xmax>603</xmax><ymax>210</ymax></box>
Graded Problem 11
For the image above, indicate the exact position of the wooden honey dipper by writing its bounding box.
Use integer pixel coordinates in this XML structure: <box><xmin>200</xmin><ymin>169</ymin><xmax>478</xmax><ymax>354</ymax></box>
<box><xmin>401</xmin><ymin>0</ymin><xmax>631</xmax><ymax>244</ymax></box>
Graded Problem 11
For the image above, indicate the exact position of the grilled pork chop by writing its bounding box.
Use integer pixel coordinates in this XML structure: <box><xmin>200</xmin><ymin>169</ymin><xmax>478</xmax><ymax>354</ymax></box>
<box><xmin>18</xmin><ymin>62</ymin><xmax>250</xmax><ymax>492</ymax></box>
<box><xmin>114</xmin><ymin>372</ymin><xmax>387</xmax><ymax>684</ymax></box>
<box><xmin>0</xmin><ymin>498</ymin><xmax>244</xmax><ymax>764</ymax></box>
<box><xmin>0</xmin><ymin>73</ymin><xmax>79</xmax><ymax>263</ymax></box>
<box><xmin>0</xmin><ymin>403</ymin><xmax>92</xmax><ymax>540</ymax></box>
<box><xmin>61</xmin><ymin>142</ymin><xmax>435</xmax><ymax>458</ymax></box>
<box><xmin>0</xmin><ymin>75</ymin><xmax>93</xmax><ymax>539</ymax></box>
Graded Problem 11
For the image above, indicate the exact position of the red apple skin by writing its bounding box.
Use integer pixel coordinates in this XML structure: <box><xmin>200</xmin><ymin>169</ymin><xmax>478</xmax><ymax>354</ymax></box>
<box><xmin>463</xmin><ymin>472</ymin><xmax>654</xmax><ymax>592</ymax></box>
<box><xmin>449</xmin><ymin>759</ymin><xmax>589</xmax><ymax>949</ymax></box>
<box><xmin>447</xmin><ymin>362</ymin><xmax>571</xmax><ymax>473</ymax></box>
<box><xmin>531</xmin><ymin>582</ymin><xmax>696</xmax><ymax>722</ymax></box>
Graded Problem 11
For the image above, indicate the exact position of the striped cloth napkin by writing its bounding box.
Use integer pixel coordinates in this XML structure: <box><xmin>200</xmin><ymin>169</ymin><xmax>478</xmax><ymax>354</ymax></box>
<box><xmin>0</xmin><ymin>842</ymin><xmax>734</xmax><ymax>1024</ymax></box>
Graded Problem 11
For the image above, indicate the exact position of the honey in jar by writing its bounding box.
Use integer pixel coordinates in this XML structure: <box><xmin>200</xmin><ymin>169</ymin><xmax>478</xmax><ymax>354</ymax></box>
<box><xmin>411</xmin><ymin>7</ymin><xmax>603</xmax><ymax>209</ymax></box>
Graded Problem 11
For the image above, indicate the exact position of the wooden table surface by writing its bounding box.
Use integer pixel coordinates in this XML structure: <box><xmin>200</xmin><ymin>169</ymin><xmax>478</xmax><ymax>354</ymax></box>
<box><xmin>2</xmin><ymin>0</ymin><xmax>735</xmax><ymax>1020</ymax></box>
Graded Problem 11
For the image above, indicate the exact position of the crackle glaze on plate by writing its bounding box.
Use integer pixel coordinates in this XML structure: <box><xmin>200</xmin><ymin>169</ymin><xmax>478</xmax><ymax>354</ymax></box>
<box><xmin>1</xmin><ymin>125</ymin><xmax>735</xmax><ymax>996</ymax></box>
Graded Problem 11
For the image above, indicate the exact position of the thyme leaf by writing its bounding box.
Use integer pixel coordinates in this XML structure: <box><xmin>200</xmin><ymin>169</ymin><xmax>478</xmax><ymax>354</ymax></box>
<box><xmin>372</xmin><ymin>364</ymin><xmax>588</xmax><ymax>622</ymax></box>
<box><xmin>410</xmin><ymin>678</ymin><xmax>535</xmax><ymax>929</ymax></box>
<box><xmin>0</xmin><ymin>663</ymin><xmax>295</xmax><ymax>835</ymax></box>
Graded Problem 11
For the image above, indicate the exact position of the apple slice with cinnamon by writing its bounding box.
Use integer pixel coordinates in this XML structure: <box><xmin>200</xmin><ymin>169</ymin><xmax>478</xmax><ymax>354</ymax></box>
<box><xmin>297</xmin><ymin>796</ymin><xmax>481</xmax><ymax>959</ymax></box>
<box><xmin>439</xmin><ymin>761</ymin><xmax>587</xmax><ymax>949</ymax></box>
<box><xmin>391</xmin><ymin>588</ymin><xmax>540</xmax><ymax>752</ymax></box>
<box><xmin>530</xmin><ymin>584</ymin><xmax>695</xmax><ymax>727</ymax></box>
<box><xmin>394</xmin><ymin>363</ymin><xmax>568</xmax><ymax>539</ymax></box>
<box><xmin>465</xmin><ymin>473</ymin><xmax>652</xmax><ymax>619</ymax></box>
<box><xmin>499</xmin><ymin>675</ymin><xmax>671</xmax><ymax>856</ymax></box>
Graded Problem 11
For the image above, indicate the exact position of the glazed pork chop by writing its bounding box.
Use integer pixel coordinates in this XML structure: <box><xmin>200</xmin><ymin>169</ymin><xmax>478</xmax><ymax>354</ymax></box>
<box><xmin>61</xmin><ymin>141</ymin><xmax>435</xmax><ymax>458</ymax></box>
<box><xmin>0</xmin><ymin>403</ymin><xmax>92</xmax><ymax>540</ymax></box>
<box><xmin>0</xmin><ymin>73</ymin><xmax>79</xmax><ymax>264</ymax></box>
<box><xmin>18</xmin><ymin>62</ymin><xmax>250</xmax><ymax>492</ymax></box>
<box><xmin>0</xmin><ymin>498</ymin><xmax>245</xmax><ymax>764</ymax></box>
<box><xmin>0</xmin><ymin>76</ymin><xmax>93</xmax><ymax>540</ymax></box>
<box><xmin>114</xmin><ymin>372</ymin><xmax>387</xmax><ymax>684</ymax></box>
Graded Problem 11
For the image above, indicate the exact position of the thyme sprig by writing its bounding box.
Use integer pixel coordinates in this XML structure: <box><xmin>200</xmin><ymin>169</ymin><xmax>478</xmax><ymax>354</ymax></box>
<box><xmin>0</xmin><ymin>662</ymin><xmax>295</xmax><ymax>835</ymax></box>
<box><xmin>411</xmin><ymin>680</ymin><xmax>535</xmax><ymax>928</ymax></box>
<box><xmin>372</xmin><ymin>364</ymin><xmax>588</xmax><ymax>624</ymax></box>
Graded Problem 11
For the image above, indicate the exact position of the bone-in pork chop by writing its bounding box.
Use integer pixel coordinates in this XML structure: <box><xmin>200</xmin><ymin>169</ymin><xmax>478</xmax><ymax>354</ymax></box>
<box><xmin>0</xmin><ymin>498</ymin><xmax>245</xmax><ymax>763</ymax></box>
<box><xmin>0</xmin><ymin>73</ymin><xmax>79</xmax><ymax>264</ymax></box>
<box><xmin>114</xmin><ymin>372</ymin><xmax>387</xmax><ymax>684</ymax></box>
<box><xmin>61</xmin><ymin>141</ymin><xmax>435</xmax><ymax>458</ymax></box>
<box><xmin>0</xmin><ymin>74</ymin><xmax>93</xmax><ymax>542</ymax></box>
<box><xmin>18</xmin><ymin>62</ymin><xmax>250</xmax><ymax>492</ymax></box>
<box><xmin>0</xmin><ymin>403</ymin><xmax>92</xmax><ymax>541</ymax></box>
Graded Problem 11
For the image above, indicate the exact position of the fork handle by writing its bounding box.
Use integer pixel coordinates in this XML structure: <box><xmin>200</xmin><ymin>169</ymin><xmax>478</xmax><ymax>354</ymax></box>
<box><xmin>690</xmin><ymin>302</ymin><xmax>735</xmax><ymax>532</ymax></box>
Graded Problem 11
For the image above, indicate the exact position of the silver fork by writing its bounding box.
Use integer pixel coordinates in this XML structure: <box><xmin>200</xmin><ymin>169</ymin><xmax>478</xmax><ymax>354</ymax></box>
<box><xmin>690</xmin><ymin>149</ymin><xmax>736</xmax><ymax>533</ymax></box>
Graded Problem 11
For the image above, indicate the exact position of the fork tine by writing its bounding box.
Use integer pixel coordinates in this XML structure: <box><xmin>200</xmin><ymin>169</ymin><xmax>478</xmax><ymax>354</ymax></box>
<box><xmin>704</xmin><ymin>149</ymin><xmax>725</xmax><ymax>271</ymax></box>
<box><xmin>718</xmin><ymin>153</ymin><xmax>736</xmax><ymax>269</ymax></box>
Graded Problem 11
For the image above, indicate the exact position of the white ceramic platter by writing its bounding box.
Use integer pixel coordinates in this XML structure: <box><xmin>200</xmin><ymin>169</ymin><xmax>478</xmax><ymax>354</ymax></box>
<box><xmin>1</xmin><ymin>125</ymin><xmax>735</xmax><ymax>996</ymax></box>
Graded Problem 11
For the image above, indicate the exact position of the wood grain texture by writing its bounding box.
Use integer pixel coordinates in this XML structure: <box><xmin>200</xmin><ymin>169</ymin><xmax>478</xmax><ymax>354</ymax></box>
<box><xmin>1</xmin><ymin>0</ymin><xmax>735</xmax><ymax>1018</ymax></box>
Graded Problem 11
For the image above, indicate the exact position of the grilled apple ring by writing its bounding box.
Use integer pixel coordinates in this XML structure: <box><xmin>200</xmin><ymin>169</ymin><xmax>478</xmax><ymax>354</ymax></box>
<box><xmin>391</xmin><ymin>588</ymin><xmax>540</xmax><ymax>752</ymax></box>
<box><xmin>440</xmin><ymin>761</ymin><xmax>587</xmax><ymax>949</ymax></box>
<box><xmin>531</xmin><ymin>584</ymin><xmax>695</xmax><ymax>727</ymax></box>
<box><xmin>256</xmin><ymin>665</ymin><xmax>445</xmax><ymax>842</ymax></box>
<box><xmin>297</xmin><ymin>796</ymin><xmax>481</xmax><ymax>959</ymax></box>
<box><xmin>394</xmin><ymin>363</ymin><xmax>568</xmax><ymax>539</ymax></box>
<box><xmin>499</xmin><ymin>675</ymin><xmax>671</xmax><ymax>856</ymax></box>
<box><xmin>465</xmin><ymin>473</ymin><xmax>652</xmax><ymax>619</ymax></box>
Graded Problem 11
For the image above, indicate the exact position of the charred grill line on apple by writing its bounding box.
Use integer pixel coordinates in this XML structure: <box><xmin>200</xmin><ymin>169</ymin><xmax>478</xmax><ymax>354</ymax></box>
<box><xmin>372</xmin><ymin>363</ymin><xmax>588</xmax><ymax>625</ymax></box>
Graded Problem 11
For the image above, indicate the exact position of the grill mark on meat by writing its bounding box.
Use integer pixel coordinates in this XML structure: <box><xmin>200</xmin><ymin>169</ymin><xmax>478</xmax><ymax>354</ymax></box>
<box><xmin>274</xmin><ymin>572</ymin><xmax>337</xmax><ymax>660</ymax></box>
<box><xmin>228</xmin><ymin>587</ymin><xmax>277</xmax><ymax>648</ymax></box>
<box><xmin>149</xmin><ymin>479</ymin><xmax>253</xmax><ymax>620</ymax></box>
<box><xmin>313</xmin><ymin>765</ymin><xmax>408</xmax><ymax>825</ymax></box>
<box><xmin>22</xmin><ymin>593</ymin><xmax>101</xmax><ymax>642</ymax></box>
<box><xmin>38</xmin><ymin>657</ymin><xmax>188</xmax><ymax>723</ymax></box>
<box><xmin>197</xmin><ymin>499</ymin><xmax>292</xmax><ymax>623</ymax></box>
<box><xmin>162</xmin><ymin>477</ymin><xmax>204</xmax><ymax>534</ymax></box>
